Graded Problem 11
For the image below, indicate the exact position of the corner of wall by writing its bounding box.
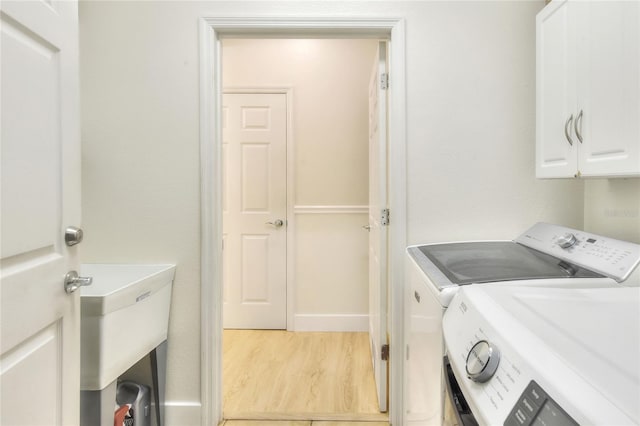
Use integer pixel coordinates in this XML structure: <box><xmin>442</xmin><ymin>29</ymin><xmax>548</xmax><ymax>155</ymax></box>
<box><xmin>584</xmin><ymin>178</ymin><xmax>640</xmax><ymax>243</ymax></box>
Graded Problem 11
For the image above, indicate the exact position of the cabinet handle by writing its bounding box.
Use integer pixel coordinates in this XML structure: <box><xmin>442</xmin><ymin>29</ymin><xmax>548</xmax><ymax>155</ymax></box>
<box><xmin>574</xmin><ymin>109</ymin><xmax>583</xmax><ymax>143</ymax></box>
<box><xmin>564</xmin><ymin>114</ymin><xmax>574</xmax><ymax>146</ymax></box>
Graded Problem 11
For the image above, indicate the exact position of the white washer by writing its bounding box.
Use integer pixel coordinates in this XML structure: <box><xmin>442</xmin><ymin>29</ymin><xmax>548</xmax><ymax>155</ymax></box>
<box><xmin>404</xmin><ymin>222</ymin><xmax>640</xmax><ymax>426</ymax></box>
<box><xmin>443</xmin><ymin>284</ymin><xmax>640</xmax><ymax>425</ymax></box>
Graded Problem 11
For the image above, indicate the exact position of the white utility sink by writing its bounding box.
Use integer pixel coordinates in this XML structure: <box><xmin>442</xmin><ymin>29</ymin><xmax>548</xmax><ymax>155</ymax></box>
<box><xmin>80</xmin><ymin>264</ymin><xmax>175</xmax><ymax>391</ymax></box>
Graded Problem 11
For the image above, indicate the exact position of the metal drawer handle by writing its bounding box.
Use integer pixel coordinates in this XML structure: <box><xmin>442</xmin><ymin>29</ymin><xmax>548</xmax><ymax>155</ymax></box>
<box><xmin>574</xmin><ymin>109</ymin><xmax>583</xmax><ymax>143</ymax></box>
<box><xmin>564</xmin><ymin>114</ymin><xmax>574</xmax><ymax>146</ymax></box>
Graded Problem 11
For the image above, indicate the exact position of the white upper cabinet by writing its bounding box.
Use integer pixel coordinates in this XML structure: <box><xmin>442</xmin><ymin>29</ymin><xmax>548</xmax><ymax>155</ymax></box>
<box><xmin>536</xmin><ymin>0</ymin><xmax>640</xmax><ymax>178</ymax></box>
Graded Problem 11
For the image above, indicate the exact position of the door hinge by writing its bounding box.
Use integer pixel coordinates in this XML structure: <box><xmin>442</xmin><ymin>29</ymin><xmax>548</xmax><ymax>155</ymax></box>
<box><xmin>381</xmin><ymin>208</ymin><xmax>390</xmax><ymax>226</ymax></box>
<box><xmin>380</xmin><ymin>73</ymin><xmax>389</xmax><ymax>90</ymax></box>
<box><xmin>381</xmin><ymin>343</ymin><xmax>390</xmax><ymax>361</ymax></box>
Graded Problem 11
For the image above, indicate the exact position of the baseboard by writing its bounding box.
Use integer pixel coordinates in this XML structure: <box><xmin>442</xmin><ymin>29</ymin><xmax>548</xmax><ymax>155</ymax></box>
<box><xmin>164</xmin><ymin>401</ymin><xmax>202</xmax><ymax>426</ymax></box>
<box><xmin>293</xmin><ymin>314</ymin><xmax>368</xmax><ymax>332</ymax></box>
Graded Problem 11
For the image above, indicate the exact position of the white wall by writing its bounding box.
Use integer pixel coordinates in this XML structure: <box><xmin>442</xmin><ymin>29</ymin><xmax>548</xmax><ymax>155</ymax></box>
<box><xmin>79</xmin><ymin>1</ymin><xmax>586</xmax><ymax>423</ymax></box>
<box><xmin>584</xmin><ymin>179</ymin><xmax>640</xmax><ymax>243</ymax></box>
<box><xmin>222</xmin><ymin>39</ymin><xmax>377</xmax><ymax>328</ymax></box>
<box><xmin>405</xmin><ymin>0</ymin><xmax>584</xmax><ymax>243</ymax></box>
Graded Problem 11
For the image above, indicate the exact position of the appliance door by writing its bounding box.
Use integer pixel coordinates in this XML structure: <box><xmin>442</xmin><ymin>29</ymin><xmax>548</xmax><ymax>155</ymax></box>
<box><xmin>443</xmin><ymin>356</ymin><xmax>478</xmax><ymax>426</ymax></box>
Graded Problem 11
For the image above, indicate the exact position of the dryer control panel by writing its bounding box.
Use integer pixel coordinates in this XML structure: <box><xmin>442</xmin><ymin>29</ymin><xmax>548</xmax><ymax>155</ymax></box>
<box><xmin>515</xmin><ymin>222</ymin><xmax>640</xmax><ymax>283</ymax></box>
<box><xmin>504</xmin><ymin>381</ymin><xmax>578</xmax><ymax>426</ymax></box>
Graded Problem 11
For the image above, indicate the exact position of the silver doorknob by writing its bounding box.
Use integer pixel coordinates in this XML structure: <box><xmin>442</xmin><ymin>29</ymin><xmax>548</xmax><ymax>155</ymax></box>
<box><xmin>65</xmin><ymin>226</ymin><xmax>84</xmax><ymax>246</ymax></box>
<box><xmin>64</xmin><ymin>271</ymin><xmax>93</xmax><ymax>294</ymax></box>
<box><xmin>266</xmin><ymin>219</ymin><xmax>284</xmax><ymax>228</ymax></box>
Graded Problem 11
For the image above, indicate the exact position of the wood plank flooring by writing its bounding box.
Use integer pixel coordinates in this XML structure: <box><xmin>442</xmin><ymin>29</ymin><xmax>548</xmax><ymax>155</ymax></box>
<box><xmin>223</xmin><ymin>330</ymin><xmax>387</xmax><ymax>421</ymax></box>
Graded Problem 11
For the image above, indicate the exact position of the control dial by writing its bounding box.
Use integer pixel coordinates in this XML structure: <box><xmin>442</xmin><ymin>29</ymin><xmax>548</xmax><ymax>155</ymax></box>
<box><xmin>466</xmin><ymin>340</ymin><xmax>500</xmax><ymax>383</ymax></box>
<box><xmin>557</xmin><ymin>232</ymin><xmax>578</xmax><ymax>249</ymax></box>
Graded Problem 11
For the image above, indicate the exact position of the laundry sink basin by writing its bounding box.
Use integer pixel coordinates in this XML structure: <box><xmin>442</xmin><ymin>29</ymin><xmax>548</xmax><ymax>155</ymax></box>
<box><xmin>79</xmin><ymin>264</ymin><xmax>175</xmax><ymax>391</ymax></box>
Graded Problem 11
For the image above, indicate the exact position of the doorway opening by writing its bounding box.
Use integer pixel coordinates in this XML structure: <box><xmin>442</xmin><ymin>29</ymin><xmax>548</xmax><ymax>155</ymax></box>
<box><xmin>220</xmin><ymin>38</ymin><xmax>384</xmax><ymax>420</ymax></box>
<box><xmin>221</xmin><ymin>38</ymin><xmax>377</xmax><ymax>332</ymax></box>
<box><xmin>199</xmin><ymin>17</ymin><xmax>407</xmax><ymax>426</ymax></box>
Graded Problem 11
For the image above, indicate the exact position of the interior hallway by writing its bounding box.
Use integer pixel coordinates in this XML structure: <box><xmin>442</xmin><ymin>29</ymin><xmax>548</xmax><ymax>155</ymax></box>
<box><xmin>223</xmin><ymin>330</ymin><xmax>388</xmax><ymax>422</ymax></box>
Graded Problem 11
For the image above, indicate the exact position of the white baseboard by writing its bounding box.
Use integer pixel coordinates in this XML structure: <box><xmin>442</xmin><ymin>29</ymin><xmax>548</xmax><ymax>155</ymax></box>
<box><xmin>164</xmin><ymin>401</ymin><xmax>202</xmax><ymax>426</ymax></box>
<box><xmin>293</xmin><ymin>314</ymin><xmax>368</xmax><ymax>332</ymax></box>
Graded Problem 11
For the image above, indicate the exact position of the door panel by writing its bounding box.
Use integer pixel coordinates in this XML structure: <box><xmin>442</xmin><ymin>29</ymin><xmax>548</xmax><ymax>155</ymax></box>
<box><xmin>1</xmin><ymin>323</ymin><xmax>62</xmax><ymax>426</ymax></box>
<box><xmin>223</xmin><ymin>93</ymin><xmax>287</xmax><ymax>329</ymax></box>
<box><xmin>242</xmin><ymin>143</ymin><xmax>270</xmax><ymax>210</ymax></box>
<box><xmin>0</xmin><ymin>1</ymin><xmax>81</xmax><ymax>424</ymax></box>
<box><xmin>578</xmin><ymin>0</ymin><xmax>640</xmax><ymax>176</ymax></box>
<box><xmin>536</xmin><ymin>0</ymin><xmax>578</xmax><ymax>178</ymax></box>
<box><xmin>368</xmin><ymin>42</ymin><xmax>389</xmax><ymax>412</ymax></box>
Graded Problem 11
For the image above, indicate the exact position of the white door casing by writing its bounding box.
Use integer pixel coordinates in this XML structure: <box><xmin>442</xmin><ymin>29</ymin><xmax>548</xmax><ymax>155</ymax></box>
<box><xmin>222</xmin><ymin>93</ymin><xmax>287</xmax><ymax>329</ymax></box>
<box><xmin>199</xmin><ymin>17</ymin><xmax>407</xmax><ymax>426</ymax></box>
<box><xmin>1</xmin><ymin>1</ymin><xmax>81</xmax><ymax>425</ymax></box>
<box><xmin>368</xmin><ymin>41</ymin><xmax>389</xmax><ymax>413</ymax></box>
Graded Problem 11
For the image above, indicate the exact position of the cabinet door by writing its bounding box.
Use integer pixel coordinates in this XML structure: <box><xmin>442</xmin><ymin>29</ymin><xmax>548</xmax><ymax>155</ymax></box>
<box><xmin>536</xmin><ymin>0</ymin><xmax>579</xmax><ymax>178</ymax></box>
<box><xmin>577</xmin><ymin>1</ymin><xmax>640</xmax><ymax>177</ymax></box>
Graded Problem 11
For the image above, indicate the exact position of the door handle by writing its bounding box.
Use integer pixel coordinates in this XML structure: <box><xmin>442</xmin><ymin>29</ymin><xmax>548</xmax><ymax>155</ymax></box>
<box><xmin>564</xmin><ymin>114</ymin><xmax>574</xmax><ymax>146</ymax></box>
<box><xmin>265</xmin><ymin>219</ymin><xmax>284</xmax><ymax>228</ymax></box>
<box><xmin>362</xmin><ymin>225</ymin><xmax>371</xmax><ymax>231</ymax></box>
<box><xmin>64</xmin><ymin>271</ymin><xmax>93</xmax><ymax>294</ymax></box>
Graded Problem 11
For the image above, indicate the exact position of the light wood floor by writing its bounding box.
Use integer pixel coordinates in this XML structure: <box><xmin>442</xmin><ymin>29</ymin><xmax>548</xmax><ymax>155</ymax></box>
<box><xmin>223</xmin><ymin>330</ymin><xmax>388</xmax><ymax>421</ymax></box>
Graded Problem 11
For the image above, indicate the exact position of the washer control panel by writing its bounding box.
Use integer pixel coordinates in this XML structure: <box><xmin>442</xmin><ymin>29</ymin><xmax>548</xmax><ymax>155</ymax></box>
<box><xmin>466</xmin><ymin>340</ymin><xmax>501</xmax><ymax>383</ymax></box>
<box><xmin>504</xmin><ymin>381</ymin><xmax>578</xmax><ymax>426</ymax></box>
<box><xmin>515</xmin><ymin>222</ymin><xmax>640</xmax><ymax>282</ymax></box>
<box><xmin>443</xmin><ymin>288</ymin><xmax>584</xmax><ymax>425</ymax></box>
<box><xmin>444</xmin><ymin>301</ymin><xmax>530</xmax><ymax>422</ymax></box>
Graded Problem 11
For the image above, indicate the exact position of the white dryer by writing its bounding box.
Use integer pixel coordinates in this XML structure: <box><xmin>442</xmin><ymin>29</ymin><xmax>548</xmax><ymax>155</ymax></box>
<box><xmin>404</xmin><ymin>222</ymin><xmax>640</xmax><ymax>426</ymax></box>
<box><xmin>443</xmin><ymin>284</ymin><xmax>640</xmax><ymax>425</ymax></box>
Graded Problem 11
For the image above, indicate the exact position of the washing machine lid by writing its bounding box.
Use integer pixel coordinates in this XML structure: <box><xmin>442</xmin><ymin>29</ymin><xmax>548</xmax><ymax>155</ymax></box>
<box><xmin>494</xmin><ymin>286</ymin><xmax>640</xmax><ymax>422</ymax></box>
<box><xmin>416</xmin><ymin>241</ymin><xmax>602</xmax><ymax>285</ymax></box>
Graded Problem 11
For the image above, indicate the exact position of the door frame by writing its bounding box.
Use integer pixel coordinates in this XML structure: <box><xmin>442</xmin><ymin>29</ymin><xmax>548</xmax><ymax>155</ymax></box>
<box><xmin>199</xmin><ymin>17</ymin><xmax>407</xmax><ymax>426</ymax></box>
<box><xmin>223</xmin><ymin>87</ymin><xmax>295</xmax><ymax>330</ymax></box>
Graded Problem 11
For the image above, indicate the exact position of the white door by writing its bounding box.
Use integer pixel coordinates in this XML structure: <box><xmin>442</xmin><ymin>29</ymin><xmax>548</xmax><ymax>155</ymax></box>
<box><xmin>536</xmin><ymin>0</ymin><xmax>578</xmax><ymax>178</ymax></box>
<box><xmin>1</xmin><ymin>1</ymin><xmax>82</xmax><ymax>425</ymax></box>
<box><xmin>222</xmin><ymin>93</ymin><xmax>287</xmax><ymax>329</ymax></box>
<box><xmin>577</xmin><ymin>0</ymin><xmax>640</xmax><ymax>177</ymax></box>
<box><xmin>368</xmin><ymin>42</ymin><xmax>389</xmax><ymax>413</ymax></box>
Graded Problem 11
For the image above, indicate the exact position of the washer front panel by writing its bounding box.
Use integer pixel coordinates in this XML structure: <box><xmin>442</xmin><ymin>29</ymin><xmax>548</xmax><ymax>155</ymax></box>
<box><xmin>443</xmin><ymin>285</ymin><xmax>636</xmax><ymax>425</ymax></box>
